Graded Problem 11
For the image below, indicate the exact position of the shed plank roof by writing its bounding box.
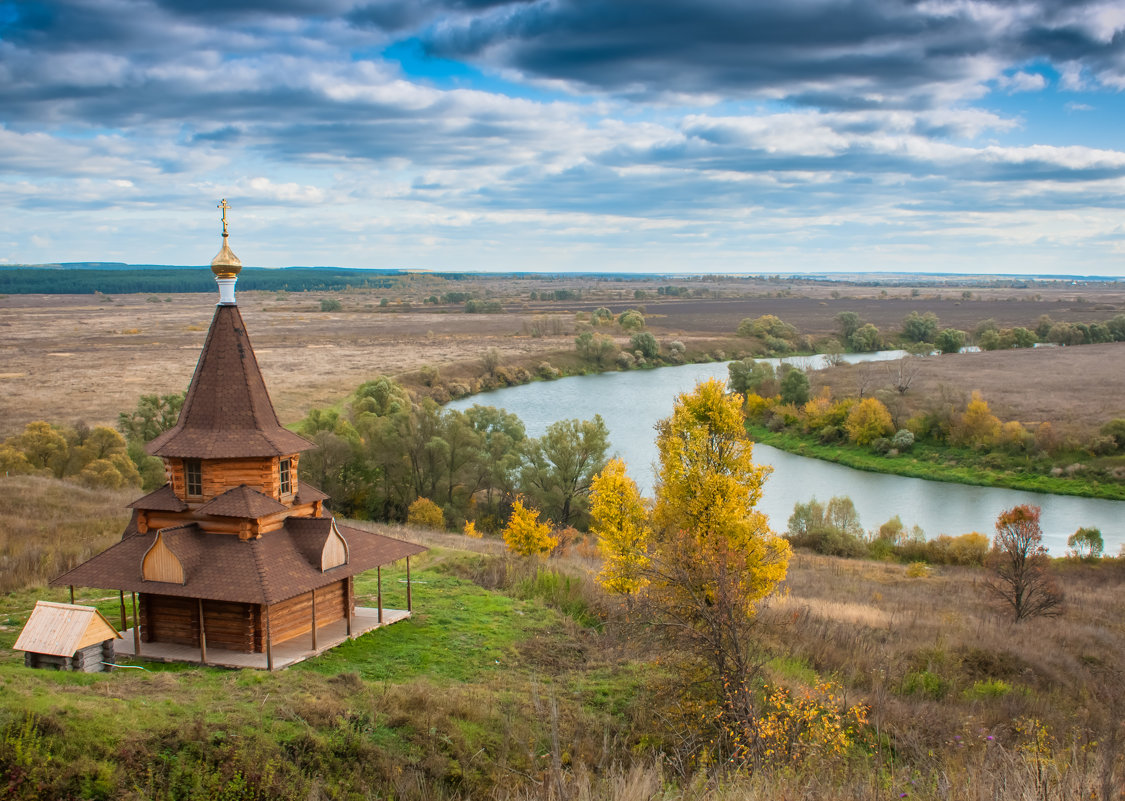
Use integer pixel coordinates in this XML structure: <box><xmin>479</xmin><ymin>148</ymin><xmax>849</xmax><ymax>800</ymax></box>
<box><xmin>14</xmin><ymin>601</ymin><xmax>120</xmax><ymax>657</ymax></box>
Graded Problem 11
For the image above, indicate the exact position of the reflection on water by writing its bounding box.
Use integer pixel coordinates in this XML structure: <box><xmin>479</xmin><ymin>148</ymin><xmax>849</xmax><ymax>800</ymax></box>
<box><xmin>448</xmin><ymin>356</ymin><xmax>1123</xmax><ymax>554</ymax></box>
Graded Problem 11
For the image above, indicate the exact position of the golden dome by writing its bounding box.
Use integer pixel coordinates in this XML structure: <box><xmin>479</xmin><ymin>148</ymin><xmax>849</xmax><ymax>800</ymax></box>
<box><xmin>210</xmin><ymin>237</ymin><xmax>242</xmax><ymax>279</ymax></box>
<box><xmin>210</xmin><ymin>198</ymin><xmax>242</xmax><ymax>279</ymax></box>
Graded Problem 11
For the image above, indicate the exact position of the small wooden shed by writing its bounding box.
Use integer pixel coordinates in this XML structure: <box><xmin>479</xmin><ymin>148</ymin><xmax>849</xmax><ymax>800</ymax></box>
<box><xmin>14</xmin><ymin>601</ymin><xmax>121</xmax><ymax>672</ymax></box>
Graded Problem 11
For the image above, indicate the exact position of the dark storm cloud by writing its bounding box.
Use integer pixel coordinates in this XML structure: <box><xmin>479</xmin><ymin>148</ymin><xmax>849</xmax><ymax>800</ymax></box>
<box><xmin>417</xmin><ymin>0</ymin><xmax>1125</xmax><ymax>105</ymax></box>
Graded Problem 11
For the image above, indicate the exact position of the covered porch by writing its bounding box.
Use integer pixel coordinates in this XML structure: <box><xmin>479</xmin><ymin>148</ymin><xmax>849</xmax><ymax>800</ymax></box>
<box><xmin>112</xmin><ymin>606</ymin><xmax>410</xmax><ymax>670</ymax></box>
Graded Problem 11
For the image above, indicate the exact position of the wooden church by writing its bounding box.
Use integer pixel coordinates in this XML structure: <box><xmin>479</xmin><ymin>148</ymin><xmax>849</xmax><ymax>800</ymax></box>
<box><xmin>52</xmin><ymin>203</ymin><xmax>425</xmax><ymax>669</ymax></box>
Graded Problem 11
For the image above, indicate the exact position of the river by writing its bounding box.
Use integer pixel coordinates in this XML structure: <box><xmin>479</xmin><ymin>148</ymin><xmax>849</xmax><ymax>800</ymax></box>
<box><xmin>447</xmin><ymin>356</ymin><xmax>1123</xmax><ymax>555</ymax></box>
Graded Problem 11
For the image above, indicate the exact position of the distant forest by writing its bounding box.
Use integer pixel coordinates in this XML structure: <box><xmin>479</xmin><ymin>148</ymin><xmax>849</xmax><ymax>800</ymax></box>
<box><xmin>0</xmin><ymin>266</ymin><xmax>443</xmax><ymax>294</ymax></box>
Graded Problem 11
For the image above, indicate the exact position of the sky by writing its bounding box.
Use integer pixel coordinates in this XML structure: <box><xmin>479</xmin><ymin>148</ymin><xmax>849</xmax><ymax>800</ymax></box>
<box><xmin>2</xmin><ymin>0</ymin><xmax>1124</xmax><ymax>276</ymax></box>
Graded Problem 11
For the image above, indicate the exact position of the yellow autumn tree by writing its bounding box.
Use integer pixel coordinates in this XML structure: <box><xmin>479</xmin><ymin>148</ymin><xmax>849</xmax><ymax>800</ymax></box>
<box><xmin>590</xmin><ymin>458</ymin><xmax>650</xmax><ymax>598</ymax></box>
<box><xmin>953</xmin><ymin>391</ymin><xmax>1002</xmax><ymax>448</ymax></box>
<box><xmin>502</xmin><ymin>497</ymin><xmax>558</xmax><ymax>557</ymax></box>
<box><xmin>647</xmin><ymin>378</ymin><xmax>790</xmax><ymax>731</ymax></box>
<box><xmin>844</xmin><ymin>396</ymin><xmax>893</xmax><ymax>446</ymax></box>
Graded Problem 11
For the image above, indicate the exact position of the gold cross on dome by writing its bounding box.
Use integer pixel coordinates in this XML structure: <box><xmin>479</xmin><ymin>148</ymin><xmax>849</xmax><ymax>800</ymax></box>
<box><xmin>218</xmin><ymin>198</ymin><xmax>231</xmax><ymax>236</ymax></box>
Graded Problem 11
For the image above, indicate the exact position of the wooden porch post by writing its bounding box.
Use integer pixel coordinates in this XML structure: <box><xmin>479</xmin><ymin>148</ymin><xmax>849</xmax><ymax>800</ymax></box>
<box><xmin>131</xmin><ymin>592</ymin><xmax>140</xmax><ymax>657</ymax></box>
<box><xmin>345</xmin><ymin>577</ymin><xmax>352</xmax><ymax>637</ymax></box>
<box><xmin>198</xmin><ymin>598</ymin><xmax>207</xmax><ymax>665</ymax></box>
<box><xmin>377</xmin><ymin>566</ymin><xmax>383</xmax><ymax>623</ymax></box>
<box><xmin>119</xmin><ymin>590</ymin><xmax>126</xmax><ymax>632</ymax></box>
<box><xmin>69</xmin><ymin>585</ymin><xmax>74</xmax><ymax>604</ymax></box>
<box><xmin>310</xmin><ymin>588</ymin><xmax>318</xmax><ymax>651</ymax></box>
<box><xmin>264</xmin><ymin>605</ymin><xmax>273</xmax><ymax>672</ymax></box>
<box><xmin>406</xmin><ymin>556</ymin><xmax>412</xmax><ymax>612</ymax></box>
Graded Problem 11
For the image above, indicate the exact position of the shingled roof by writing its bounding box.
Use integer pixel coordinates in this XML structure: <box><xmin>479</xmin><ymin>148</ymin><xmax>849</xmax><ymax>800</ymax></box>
<box><xmin>128</xmin><ymin>484</ymin><xmax>188</xmax><ymax>512</ymax></box>
<box><xmin>197</xmin><ymin>485</ymin><xmax>288</xmax><ymax>519</ymax></box>
<box><xmin>51</xmin><ymin>518</ymin><xmax>425</xmax><ymax>605</ymax></box>
<box><xmin>146</xmin><ymin>304</ymin><xmax>312</xmax><ymax>459</ymax></box>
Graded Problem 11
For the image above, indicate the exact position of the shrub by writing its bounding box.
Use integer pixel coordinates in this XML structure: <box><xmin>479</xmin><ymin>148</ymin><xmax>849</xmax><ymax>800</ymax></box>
<box><xmin>964</xmin><ymin>679</ymin><xmax>1012</xmax><ymax>700</ymax></box>
<box><xmin>891</xmin><ymin>429</ymin><xmax>915</xmax><ymax>451</ymax></box>
<box><xmin>630</xmin><ymin>331</ymin><xmax>659</xmax><ymax>359</ymax></box>
<box><xmin>536</xmin><ymin>361</ymin><xmax>559</xmax><ymax>380</ymax></box>
<box><xmin>946</xmin><ymin>532</ymin><xmax>990</xmax><ymax>566</ymax></box>
<box><xmin>1100</xmin><ymin>419</ymin><xmax>1125</xmax><ymax>451</ymax></box>
<box><xmin>319</xmin><ymin>298</ymin><xmax>342</xmax><ymax>312</ymax></box>
<box><xmin>618</xmin><ymin>309</ymin><xmax>645</xmax><ymax>331</ymax></box>
<box><xmin>902</xmin><ymin>669</ymin><xmax>948</xmax><ymax>699</ymax></box>
<box><xmin>407</xmin><ymin>497</ymin><xmax>445</xmax><ymax>529</ymax></box>
<box><xmin>871</xmin><ymin>437</ymin><xmax>892</xmax><ymax>455</ymax></box>
<box><xmin>906</xmin><ymin>561</ymin><xmax>930</xmax><ymax>578</ymax></box>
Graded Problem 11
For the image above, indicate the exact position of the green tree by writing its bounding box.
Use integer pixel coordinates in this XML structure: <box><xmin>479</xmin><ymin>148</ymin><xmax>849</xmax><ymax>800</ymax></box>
<box><xmin>848</xmin><ymin>323</ymin><xmax>882</xmax><ymax>352</ymax></box>
<box><xmin>575</xmin><ymin>332</ymin><xmax>617</xmax><ymax>367</ymax></box>
<box><xmin>117</xmin><ymin>393</ymin><xmax>185</xmax><ymax>443</ymax></box>
<box><xmin>629</xmin><ymin>331</ymin><xmax>659</xmax><ymax>360</ymax></box>
<box><xmin>835</xmin><ymin>311</ymin><xmax>862</xmax><ymax>343</ymax></box>
<box><xmin>646</xmin><ymin>379</ymin><xmax>790</xmax><ymax>730</ymax></box>
<box><xmin>618</xmin><ymin>309</ymin><xmax>645</xmax><ymax>331</ymax></box>
<box><xmin>786</xmin><ymin>496</ymin><xmax>866</xmax><ymax>557</ymax></box>
<box><xmin>934</xmin><ymin>328</ymin><xmax>966</xmax><ymax>354</ymax></box>
<box><xmin>727</xmin><ymin>358</ymin><xmax>776</xmax><ymax>397</ymax></box>
<box><xmin>902</xmin><ymin>311</ymin><xmax>940</xmax><ymax>343</ymax></box>
<box><xmin>590</xmin><ymin>458</ymin><xmax>650</xmax><ymax>599</ymax></box>
<box><xmin>778</xmin><ymin>365</ymin><xmax>810</xmax><ymax>405</ymax></box>
<box><xmin>521</xmin><ymin>416</ymin><xmax>610</xmax><ymax>529</ymax></box>
<box><xmin>1067</xmin><ymin>527</ymin><xmax>1104</xmax><ymax>560</ymax></box>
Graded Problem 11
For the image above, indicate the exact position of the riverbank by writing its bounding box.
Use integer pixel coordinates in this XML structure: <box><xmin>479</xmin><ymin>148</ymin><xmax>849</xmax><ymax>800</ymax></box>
<box><xmin>746</xmin><ymin>423</ymin><xmax>1125</xmax><ymax>502</ymax></box>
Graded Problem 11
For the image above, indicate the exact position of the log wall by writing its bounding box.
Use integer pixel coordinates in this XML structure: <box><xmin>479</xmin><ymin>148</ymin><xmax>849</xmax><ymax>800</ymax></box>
<box><xmin>165</xmin><ymin>456</ymin><xmax>301</xmax><ymax>504</ymax></box>
<box><xmin>140</xmin><ymin>593</ymin><xmax>198</xmax><ymax>647</ymax></box>
<box><xmin>265</xmin><ymin>579</ymin><xmax>349</xmax><ymax>645</ymax></box>
<box><xmin>203</xmin><ymin>600</ymin><xmax>258</xmax><ymax>653</ymax></box>
<box><xmin>23</xmin><ymin>641</ymin><xmax>113</xmax><ymax>673</ymax></box>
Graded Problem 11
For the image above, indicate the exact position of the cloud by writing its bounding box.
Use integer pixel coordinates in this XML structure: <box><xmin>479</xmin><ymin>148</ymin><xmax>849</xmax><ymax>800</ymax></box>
<box><xmin>998</xmin><ymin>70</ymin><xmax>1048</xmax><ymax>92</ymax></box>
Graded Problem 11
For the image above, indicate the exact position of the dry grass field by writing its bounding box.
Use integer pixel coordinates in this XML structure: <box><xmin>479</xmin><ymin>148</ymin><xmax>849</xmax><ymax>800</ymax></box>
<box><xmin>2</xmin><ymin>276</ymin><xmax>1123</xmax><ymax>438</ymax></box>
<box><xmin>811</xmin><ymin>342</ymin><xmax>1125</xmax><ymax>434</ymax></box>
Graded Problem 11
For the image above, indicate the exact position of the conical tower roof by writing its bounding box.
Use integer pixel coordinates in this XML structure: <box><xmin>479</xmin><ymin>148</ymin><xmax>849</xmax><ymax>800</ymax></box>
<box><xmin>147</xmin><ymin>304</ymin><xmax>313</xmax><ymax>459</ymax></box>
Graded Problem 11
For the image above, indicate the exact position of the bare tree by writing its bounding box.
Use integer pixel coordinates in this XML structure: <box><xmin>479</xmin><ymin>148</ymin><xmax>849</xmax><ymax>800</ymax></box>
<box><xmin>885</xmin><ymin>355</ymin><xmax>922</xmax><ymax>395</ymax></box>
<box><xmin>985</xmin><ymin>504</ymin><xmax>1063</xmax><ymax>622</ymax></box>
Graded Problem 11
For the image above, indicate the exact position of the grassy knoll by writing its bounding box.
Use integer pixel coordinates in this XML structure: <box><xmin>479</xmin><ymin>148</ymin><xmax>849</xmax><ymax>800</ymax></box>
<box><xmin>1</xmin><ymin>485</ymin><xmax>1123</xmax><ymax>798</ymax></box>
<box><xmin>747</xmin><ymin>423</ymin><xmax>1125</xmax><ymax>501</ymax></box>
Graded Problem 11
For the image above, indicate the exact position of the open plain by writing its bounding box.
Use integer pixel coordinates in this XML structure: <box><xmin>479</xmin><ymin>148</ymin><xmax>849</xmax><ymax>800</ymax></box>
<box><xmin>2</xmin><ymin>275</ymin><xmax>1125</xmax><ymax>437</ymax></box>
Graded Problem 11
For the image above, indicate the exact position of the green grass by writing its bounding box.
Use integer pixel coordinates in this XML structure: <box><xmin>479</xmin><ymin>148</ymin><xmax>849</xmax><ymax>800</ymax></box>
<box><xmin>300</xmin><ymin>564</ymin><xmax>558</xmax><ymax>682</ymax></box>
<box><xmin>747</xmin><ymin>424</ymin><xmax>1125</xmax><ymax>501</ymax></box>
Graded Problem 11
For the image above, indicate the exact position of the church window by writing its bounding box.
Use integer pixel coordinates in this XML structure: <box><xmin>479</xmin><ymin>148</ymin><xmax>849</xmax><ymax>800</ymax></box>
<box><xmin>185</xmin><ymin>459</ymin><xmax>202</xmax><ymax>497</ymax></box>
<box><xmin>279</xmin><ymin>458</ymin><xmax>292</xmax><ymax>496</ymax></box>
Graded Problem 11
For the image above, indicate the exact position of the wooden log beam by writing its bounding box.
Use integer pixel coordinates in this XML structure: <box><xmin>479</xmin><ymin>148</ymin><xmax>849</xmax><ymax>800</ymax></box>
<box><xmin>345</xmin><ymin>576</ymin><xmax>352</xmax><ymax>637</ymax></box>
<box><xmin>377</xmin><ymin>566</ymin><xmax>383</xmax><ymax>624</ymax></box>
<box><xmin>198</xmin><ymin>598</ymin><xmax>208</xmax><ymax>665</ymax></box>
<box><xmin>131</xmin><ymin>592</ymin><xmax>140</xmax><ymax>657</ymax></box>
<box><xmin>265</xmin><ymin>606</ymin><xmax>273</xmax><ymax>672</ymax></box>
<box><xmin>310</xmin><ymin>587</ymin><xmax>318</xmax><ymax>651</ymax></box>
<box><xmin>119</xmin><ymin>590</ymin><xmax>126</xmax><ymax>633</ymax></box>
<box><xmin>406</xmin><ymin>556</ymin><xmax>412</xmax><ymax>612</ymax></box>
